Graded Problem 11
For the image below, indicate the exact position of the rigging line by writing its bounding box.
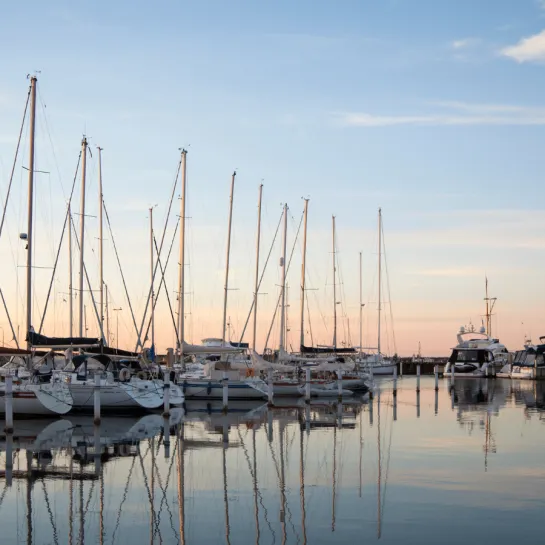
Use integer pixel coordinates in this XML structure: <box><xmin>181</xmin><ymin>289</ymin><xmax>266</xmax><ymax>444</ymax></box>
<box><xmin>0</xmin><ymin>287</ymin><xmax>20</xmax><ymax>348</ymax></box>
<box><xmin>0</xmin><ymin>85</ymin><xmax>30</xmax><ymax>240</ymax></box>
<box><xmin>152</xmin><ymin>438</ymin><xmax>180</xmax><ymax>542</ymax></box>
<box><xmin>38</xmin><ymin>153</ymin><xmax>82</xmax><ymax>334</ymax></box>
<box><xmin>136</xmin><ymin>157</ymin><xmax>182</xmax><ymax>349</ymax></box>
<box><xmin>305</xmin><ymin>294</ymin><xmax>314</xmax><ymax>349</ymax></box>
<box><xmin>37</xmin><ymin>86</ymin><xmax>66</xmax><ymax>198</ymax></box>
<box><xmin>264</xmin><ymin>207</ymin><xmax>305</xmax><ymax>352</ymax></box>
<box><xmin>69</xmin><ymin>214</ymin><xmax>102</xmax><ymax>339</ymax></box>
<box><xmin>237</xmin><ymin>209</ymin><xmax>284</xmax><ymax>345</ymax></box>
<box><xmin>102</xmin><ymin>201</ymin><xmax>142</xmax><ymax>348</ymax></box>
<box><xmin>111</xmin><ymin>455</ymin><xmax>139</xmax><ymax>544</ymax></box>
<box><xmin>141</xmin><ymin>216</ymin><xmax>180</xmax><ymax>349</ymax></box>
<box><xmin>381</xmin><ymin>221</ymin><xmax>397</xmax><ymax>355</ymax></box>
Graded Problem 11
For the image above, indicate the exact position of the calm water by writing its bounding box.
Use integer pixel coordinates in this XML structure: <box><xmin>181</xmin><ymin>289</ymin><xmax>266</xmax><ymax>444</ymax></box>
<box><xmin>1</xmin><ymin>377</ymin><xmax>544</xmax><ymax>544</ymax></box>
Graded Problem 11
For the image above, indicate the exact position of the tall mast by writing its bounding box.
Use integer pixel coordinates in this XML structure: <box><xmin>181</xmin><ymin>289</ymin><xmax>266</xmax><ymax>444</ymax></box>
<box><xmin>105</xmin><ymin>283</ymin><xmax>109</xmax><ymax>345</ymax></box>
<box><xmin>332</xmin><ymin>215</ymin><xmax>337</xmax><ymax>350</ymax></box>
<box><xmin>377</xmin><ymin>208</ymin><xmax>382</xmax><ymax>357</ymax></box>
<box><xmin>485</xmin><ymin>276</ymin><xmax>490</xmax><ymax>335</ymax></box>
<box><xmin>25</xmin><ymin>76</ymin><xmax>37</xmax><ymax>348</ymax></box>
<box><xmin>150</xmin><ymin>207</ymin><xmax>155</xmax><ymax>357</ymax></box>
<box><xmin>177</xmin><ymin>150</ymin><xmax>187</xmax><ymax>359</ymax></box>
<box><xmin>78</xmin><ymin>136</ymin><xmax>88</xmax><ymax>337</ymax></box>
<box><xmin>97</xmin><ymin>146</ymin><xmax>105</xmax><ymax>343</ymax></box>
<box><xmin>279</xmin><ymin>204</ymin><xmax>288</xmax><ymax>353</ymax></box>
<box><xmin>299</xmin><ymin>198</ymin><xmax>309</xmax><ymax>351</ymax></box>
<box><xmin>222</xmin><ymin>172</ymin><xmax>236</xmax><ymax>344</ymax></box>
<box><xmin>68</xmin><ymin>203</ymin><xmax>73</xmax><ymax>337</ymax></box>
<box><xmin>359</xmin><ymin>251</ymin><xmax>362</xmax><ymax>357</ymax></box>
<box><xmin>252</xmin><ymin>184</ymin><xmax>263</xmax><ymax>352</ymax></box>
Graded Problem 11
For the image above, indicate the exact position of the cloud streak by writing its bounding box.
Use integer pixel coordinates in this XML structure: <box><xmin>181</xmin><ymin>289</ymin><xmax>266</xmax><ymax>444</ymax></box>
<box><xmin>451</xmin><ymin>38</ymin><xmax>480</xmax><ymax>50</ymax></box>
<box><xmin>337</xmin><ymin>101</ymin><xmax>545</xmax><ymax>127</ymax></box>
<box><xmin>501</xmin><ymin>29</ymin><xmax>545</xmax><ymax>63</ymax></box>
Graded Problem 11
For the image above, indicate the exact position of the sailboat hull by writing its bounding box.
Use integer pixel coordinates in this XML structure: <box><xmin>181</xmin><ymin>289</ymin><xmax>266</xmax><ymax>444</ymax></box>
<box><xmin>0</xmin><ymin>383</ymin><xmax>73</xmax><ymax>415</ymax></box>
<box><xmin>179</xmin><ymin>379</ymin><xmax>267</xmax><ymax>400</ymax></box>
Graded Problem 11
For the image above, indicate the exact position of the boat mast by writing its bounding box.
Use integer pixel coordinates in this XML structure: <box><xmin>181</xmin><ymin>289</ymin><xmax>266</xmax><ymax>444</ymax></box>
<box><xmin>483</xmin><ymin>276</ymin><xmax>497</xmax><ymax>337</ymax></box>
<box><xmin>105</xmin><ymin>283</ymin><xmax>109</xmax><ymax>345</ymax></box>
<box><xmin>299</xmin><ymin>198</ymin><xmax>309</xmax><ymax>351</ymax></box>
<box><xmin>25</xmin><ymin>76</ymin><xmax>37</xmax><ymax>349</ymax></box>
<box><xmin>68</xmin><ymin>203</ymin><xmax>73</xmax><ymax>337</ymax></box>
<box><xmin>177</xmin><ymin>149</ymin><xmax>187</xmax><ymax>360</ymax></box>
<box><xmin>222</xmin><ymin>171</ymin><xmax>236</xmax><ymax>344</ymax></box>
<box><xmin>78</xmin><ymin>136</ymin><xmax>88</xmax><ymax>337</ymax></box>
<box><xmin>149</xmin><ymin>206</ymin><xmax>155</xmax><ymax>358</ymax></box>
<box><xmin>377</xmin><ymin>208</ymin><xmax>382</xmax><ymax>358</ymax></box>
<box><xmin>252</xmin><ymin>183</ymin><xmax>263</xmax><ymax>352</ymax></box>
<box><xmin>279</xmin><ymin>203</ymin><xmax>288</xmax><ymax>353</ymax></box>
<box><xmin>359</xmin><ymin>251</ymin><xmax>362</xmax><ymax>357</ymax></box>
<box><xmin>332</xmin><ymin>215</ymin><xmax>337</xmax><ymax>350</ymax></box>
<box><xmin>97</xmin><ymin>146</ymin><xmax>105</xmax><ymax>343</ymax></box>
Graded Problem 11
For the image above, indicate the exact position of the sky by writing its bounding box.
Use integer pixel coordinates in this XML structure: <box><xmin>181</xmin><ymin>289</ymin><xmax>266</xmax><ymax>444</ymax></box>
<box><xmin>1</xmin><ymin>0</ymin><xmax>545</xmax><ymax>355</ymax></box>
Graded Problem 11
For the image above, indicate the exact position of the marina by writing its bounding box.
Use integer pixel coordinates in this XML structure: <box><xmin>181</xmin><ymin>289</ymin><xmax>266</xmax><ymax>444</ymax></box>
<box><xmin>1</xmin><ymin>378</ymin><xmax>544</xmax><ymax>544</ymax></box>
<box><xmin>2</xmin><ymin>2</ymin><xmax>545</xmax><ymax>542</ymax></box>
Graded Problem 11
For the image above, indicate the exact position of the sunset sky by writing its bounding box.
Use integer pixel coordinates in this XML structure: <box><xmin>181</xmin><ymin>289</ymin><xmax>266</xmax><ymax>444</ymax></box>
<box><xmin>1</xmin><ymin>0</ymin><xmax>545</xmax><ymax>355</ymax></box>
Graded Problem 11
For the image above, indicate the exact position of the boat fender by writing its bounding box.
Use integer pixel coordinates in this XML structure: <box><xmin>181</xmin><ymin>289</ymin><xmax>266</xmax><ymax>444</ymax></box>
<box><xmin>207</xmin><ymin>381</ymin><xmax>212</xmax><ymax>395</ymax></box>
<box><xmin>119</xmin><ymin>368</ymin><xmax>131</xmax><ymax>382</ymax></box>
<box><xmin>245</xmin><ymin>368</ymin><xmax>255</xmax><ymax>377</ymax></box>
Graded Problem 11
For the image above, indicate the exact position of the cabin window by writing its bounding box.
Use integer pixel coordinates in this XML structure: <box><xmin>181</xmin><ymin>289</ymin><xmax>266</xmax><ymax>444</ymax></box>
<box><xmin>537</xmin><ymin>354</ymin><xmax>544</xmax><ymax>366</ymax></box>
<box><xmin>525</xmin><ymin>354</ymin><xmax>536</xmax><ymax>366</ymax></box>
<box><xmin>455</xmin><ymin>350</ymin><xmax>479</xmax><ymax>363</ymax></box>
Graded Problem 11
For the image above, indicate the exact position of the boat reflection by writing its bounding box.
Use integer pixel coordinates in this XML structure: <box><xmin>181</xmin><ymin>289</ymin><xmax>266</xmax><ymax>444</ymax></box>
<box><xmin>1</xmin><ymin>381</ymin><xmax>545</xmax><ymax>544</ymax></box>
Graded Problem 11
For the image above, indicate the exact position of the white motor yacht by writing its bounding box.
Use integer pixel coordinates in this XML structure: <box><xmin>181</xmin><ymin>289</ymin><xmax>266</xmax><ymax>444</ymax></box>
<box><xmin>444</xmin><ymin>325</ymin><xmax>510</xmax><ymax>377</ymax></box>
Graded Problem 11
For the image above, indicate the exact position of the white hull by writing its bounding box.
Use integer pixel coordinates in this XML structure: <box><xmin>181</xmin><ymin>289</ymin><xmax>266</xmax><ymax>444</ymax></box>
<box><xmin>359</xmin><ymin>363</ymin><xmax>396</xmax><ymax>376</ymax></box>
<box><xmin>272</xmin><ymin>382</ymin><xmax>303</xmax><ymax>396</ymax></box>
<box><xmin>179</xmin><ymin>379</ymin><xmax>267</xmax><ymax>400</ymax></box>
<box><xmin>68</xmin><ymin>379</ymin><xmax>163</xmax><ymax>410</ymax></box>
<box><xmin>0</xmin><ymin>382</ymin><xmax>73</xmax><ymax>415</ymax></box>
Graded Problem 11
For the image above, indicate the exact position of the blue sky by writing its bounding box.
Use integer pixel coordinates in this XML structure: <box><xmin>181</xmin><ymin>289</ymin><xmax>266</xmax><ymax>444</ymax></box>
<box><xmin>1</xmin><ymin>0</ymin><xmax>545</xmax><ymax>354</ymax></box>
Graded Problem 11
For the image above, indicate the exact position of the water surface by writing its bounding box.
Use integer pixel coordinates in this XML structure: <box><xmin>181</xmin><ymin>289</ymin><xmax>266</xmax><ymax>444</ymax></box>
<box><xmin>1</xmin><ymin>377</ymin><xmax>544</xmax><ymax>544</ymax></box>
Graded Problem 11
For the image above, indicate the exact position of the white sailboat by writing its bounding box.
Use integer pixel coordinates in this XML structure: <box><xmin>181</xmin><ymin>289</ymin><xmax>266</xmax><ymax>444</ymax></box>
<box><xmin>0</xmin><ymin>76</ymin><xmax>74</xmax><ymax>416</ymax></box>
<box><xmin>358</xmin><ymin>209</ymin><xmax>396</xmax><ymax>376</ymax></box>
<box><xmin>177</xmin><ymin>171</ymin><xmax>268</xmax><ymax>399</ymax></box>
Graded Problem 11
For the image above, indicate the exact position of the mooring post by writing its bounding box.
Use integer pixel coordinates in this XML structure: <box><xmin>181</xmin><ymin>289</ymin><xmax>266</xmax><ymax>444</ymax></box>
<box><xmin>5</xmin><ymin>375</ymin><xmax>13</xmax><ymax>433</ymax></box>
<box><xmin>337</xmin><ymin>369</ymin><xmax>343</xmax><ymax>401</ymax></box>
<box><xmin>267</xmin><ymin>369</ymin><xmax>274</xmax><ymax>406</ymax></box>
<box><xmin>94</xmin><ymin>423</ymin><xmax>101</xmax><ymax>475</ymax></box>
<box><xmin>163</xmin><ymin>416</ymin><xmax>170</xmax><ymax>458</ymax></box>
<box><xmin>434</xmin><ymin>365</ymin><xmax>439</xmax><ymax>391</ymax></box>
<box><xmin>163</xmin><ymin>378</ymin><xmax>171</xmax><ymax>417</ymax></box>
<box><xmin>93</xmin><ymin>374</ymin><xmax>101</xmax><ymax>425</ymax></box>
<box><xmin>222</xmin><ymin>372</ymin><xmax>228</xmax><ymax>413</ymax></box>
<box><xmin>416</xmin><ymin>364</ymin><xmax>421</xmax><ymax>393</ymax></box>
<box><xmin>305</xmin><ymin>368</ymin><xmax>311</xmax><ymax>403</ymax></box>
<box><xmin>393</xmin><ymin>367</ymin><xmax>398</xmax><ymax>397</ymax></box>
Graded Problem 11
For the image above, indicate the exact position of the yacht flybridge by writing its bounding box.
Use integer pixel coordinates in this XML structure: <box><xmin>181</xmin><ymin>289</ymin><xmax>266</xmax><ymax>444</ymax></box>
<box><xmin>445</xmin><ymin>325</ymin><xmax>509</xmax><ymax>377</ymax></box>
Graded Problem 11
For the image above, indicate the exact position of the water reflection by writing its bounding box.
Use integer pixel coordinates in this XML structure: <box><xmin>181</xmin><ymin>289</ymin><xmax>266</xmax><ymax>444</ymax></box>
<box><xmin>1</xmin><ymin>380</ymin><xmax>545</xmax><ymax>543</ymax></box>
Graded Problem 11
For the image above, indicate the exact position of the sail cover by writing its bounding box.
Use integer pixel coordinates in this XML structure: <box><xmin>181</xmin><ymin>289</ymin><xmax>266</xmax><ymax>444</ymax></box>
<box><xmin>27</xmin><ymin>331</ymin><xmax>100</xmax><ymax>348</ymax></box>
<box><xmin>300</xmin><ymin>344</ymin><xmax>356</xmax><ymax>355</ymax></box>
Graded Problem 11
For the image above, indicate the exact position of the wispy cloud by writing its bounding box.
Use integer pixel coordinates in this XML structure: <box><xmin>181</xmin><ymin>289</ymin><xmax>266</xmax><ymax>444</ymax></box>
<box><xmin>451</xmin><ymin>38</ymin><xmax>480</xmax><ymax>50</ymax></box>
<box><xmin>336</xmin><ymin>100</ymin><xmax>545</xmax><ymax>127</ymax></box>
<box><xmin>501</xmin><ymin>29</ymin><xmax>545</xmax><ymax>63</ymax></box>
<box><xmin>411</xmin><ymin>267</ymin><xmax>484</xmax><ymax>278</ymax></box>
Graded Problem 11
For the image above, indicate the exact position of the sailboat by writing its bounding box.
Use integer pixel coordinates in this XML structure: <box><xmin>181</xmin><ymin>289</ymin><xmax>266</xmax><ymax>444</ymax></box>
<box><xmin>0</xmin><ymin>76</ymin><xmax>74</xmax><ymax>416</ymax></box>
<box><xmin>358</xmin><ymin>209</ymin><xmax>396</xmax><ymax>376</ymax></box>
<box><xmin>176</xmin><ymin>170</ymin><xmax>268</xmax><ymax>399</ymax></box>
